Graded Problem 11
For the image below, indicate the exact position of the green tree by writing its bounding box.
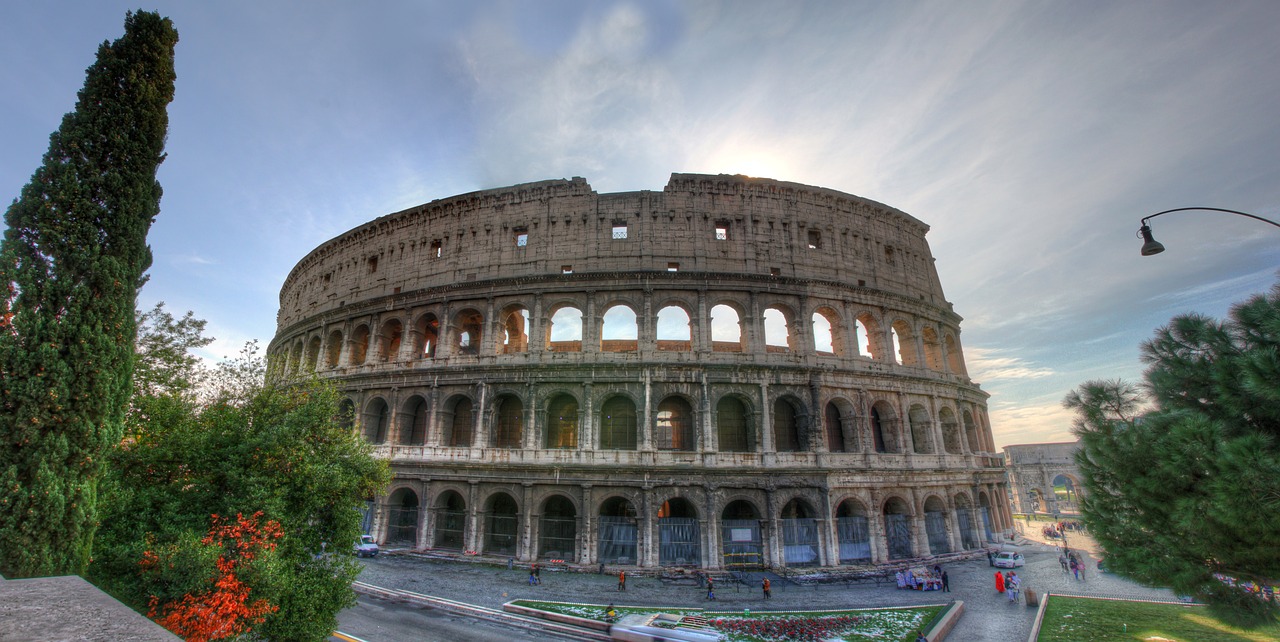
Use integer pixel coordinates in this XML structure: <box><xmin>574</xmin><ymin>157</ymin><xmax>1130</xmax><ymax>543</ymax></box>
<box><xmin>1065</xmin><ymin>282</ymin><xmax>1280</xmax><ymax>626</ymax></box>
<box><xmin>0</xmin><ymin>11</ymin><xmax>178</xmax><ymax>578</ymax></box>
<box><xmin>91</xmin><ymin>336</ymin><xmax>389</xmax><ymax>641</ymax></box>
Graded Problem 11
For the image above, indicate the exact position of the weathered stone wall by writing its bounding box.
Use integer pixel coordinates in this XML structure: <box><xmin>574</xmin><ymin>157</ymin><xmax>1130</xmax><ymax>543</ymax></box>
<box><xmin>1004</xmin><ymin>442</ymin><xmax>1084</xmax><ymax>516</ymax></box>
<box><xmin>270</xmin><ymin>174</ymin><xmax>1012</xmax><ymax>569</ymax></box>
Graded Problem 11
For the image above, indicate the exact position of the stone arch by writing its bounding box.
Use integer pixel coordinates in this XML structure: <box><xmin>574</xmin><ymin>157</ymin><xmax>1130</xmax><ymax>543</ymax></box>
<box><xmin>305</xmin><ymin>335</ymin><xmax>322</xmax><ymax>371</ymax></box>
<box><xmin>441</xmin><ymin>394</ymin><xmax>474</xmax><ymax>447</ymax></box>
<box><xmin>655</xmin><ymin>395</ymin><xmax>696</xmax><ymax>451</ymax></box>
<box><xmin>483</xmin><ymin>492</ymin><xmax>519</xmax><ymax>556</ymax></box>
<box><xmin>385</xmin><ymin>487</ymin><xmax>419</xmax><ymax>545</ymax></box>
<box><xmin>709</xmin><ymin>302</ymin><xmax>744</xmax><ymax>352</ymax></box>
<box><xmin>855</xmin><ymin>312</ymin><xmax>883</xmax><ymax>360</ymax></box>
<box><xmin>599</xmin><ymin>395</ymin><xmax>638</xmax><ymax>450</ymax></box>
<box><xmin>939</xmin><ymin>406</ymin><xmax>962</xmax><ymax>454</ymax></box>
<box><xmin>773</xmin><ymin>395</ymin><xmax>806</xmax><ymax>453</ymax></box>
<box><xmin>780</xmin><ymin>497</ymin><xmax>820</xmax><ymax>566</ymax></box>
<box><xmin>763</xmin><ymin>305</ymin><xmax>793</xmax><ymax>353</ymax></box>
<box><xmin>452</xmin><ymin>308</ymin><xmax>483</xmax><ymax>356</ymax></box>
<box><xmin>657</xmin><ymin>496</ymin><xmax>702</xmax><ymax>567</ymax></box>
<box><xmin>414</xmin><ymin>312</ymin><xmax>440</xmax><ymax>358</ymax></box>
<box><xmin>1051</xmin><ymin>473</ymin><xmax>1083</xmax><ymax>513</ymax></box>
<box><xmin>497</xmin><ymin>304</ymin><xmax>529</xmax><ymax>354</ymax></box>
<box><xmin>720</xmin><ymin>498</ymin><xmax>764</xmax><ymax>569</ymax></box>
<box><xmin>545</xmin><ymin>393</ymin><xmax>580</xmax><ymax>449</ymax></box>
<box><xmin>288</xmin><ymin>340</ymin><xmax>303</xmax><ymax>374</ymax></box>
<box><xmin>325</xmin><ymin>329</ymin><xmax>343</xmax><ymax>367</ymax></box>
<box><xmin>378</xmin><ymin>318</ymin><xmax>404</xmax><ymax>362</ymax></box>
<box><xmin>823</xmin><ymin>398</ymin><xmax>858</xmax><ymax>453</ymax></box>
<box><xmin>890</xmin><ymin>319</ymin><xmax>918</xmax><ymax>366</ymax></box>
<box><xmin>953</xmin><ymin>492</ymin><xmax>979</xmax><ymax>550</ymax></box>
<box><xmin>870</xmin><ymin>399</ymin><xmax>901</xmax><ymax>454</ymax></box>
<box><xmin>715</xmin><ymin>394</ymin><xmax>755</xmax><ymax>453</ymax></box>
<box><xmin>656</xmin><ymin>304</ymin><xmax>692</xmax><ymax>351</ymax></box>
<box><xmin>338</xmin><ymin>398</ymin><xmax>356</xmax><ymax>433</ymax></box>
<box><xmin>923</xmin><ymin>495</ymin><xmax>951</xmax><ymax>555</ymax></box>
<box><xmin>600</xmin><ymin>303</ymin><xmax>638</xmax><ymax>352</ymax></box>
<box><xmin>598</xmin><ymin>496</ymin><xmax>639</xmax><ymax>565</ymax></box>
<box><xmin>539</xmin><ymin>495</ymin><xmax>579</xmax><ymax>562</ymax></box>
<box><xmin>944</xmin><ymin>332</ymin><xmax>966</xmax><ymax>375</ymax></box>
<box><xmin>921</xmin><ymin>326</ymin><xmax>943</xmax><ymax>371</ymax></box>
<box><xmin>350</xmin><ymin>323</ymin><xmax>371</xmax><ymax>365</ymax></box>
<box><xmin>811</xmin><ymin>305</ymin><xmax>844</xmax><ymax>356</ymax></box>
<box><xmin>492</xmin><ymin>394</ymin><xmax>523</xmax><ymax>448</ymax></box>
<box><xmin>433</xmin><ymin>489</ymin><xmax>467</xmax><ymax>550</ymax></box>
<box><xmin>962</xmin><ymin>409</ymin><xmax>981</xmax><ymax>453</ymax></box>
<box><xmin>546</xmin><ymin>303</ymin><xmax>583</xmax><ymax>352</ymax></box>
<box><xmin>882</xmin><ymin>495</ymin><xmax>914</xmax><ymax>560</ymax></box>
<box><xmin>977</xmin><ymin>491</ymin><xmax>995</xmax><ymax>541</ymax></box>
<box><xmin>908</xmin><ymin>404</ymin><xmax>935</xmax><ymax>454</ymax></box>
<box><xmin>398</xmin><ymin>395</ymin><xmax>429</xmax><ymax>445</ymax></box>
<box><xmin>362</xmin><ymin>397</ymin><xmax>390</xmax><ymax>444</ymax></box>
<box><xmin>835</xmin><ymin>497</ymin><xmax>872</xmax><ymax>564</ymax></box>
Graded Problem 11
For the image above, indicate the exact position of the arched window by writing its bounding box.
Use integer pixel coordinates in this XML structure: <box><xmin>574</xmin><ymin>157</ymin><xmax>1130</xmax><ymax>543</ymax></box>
<box><xmin>363</xmin><ymin>398</ymin><xmax>389</xmax><ymax>444</ymax></box>
<box><xmin>350</xmin><ymin>324</ymin><xmax>370</xmax><ymax>365</ymax></box>
<box><xmin>599</xmin><ymin>396</ymin><xmax>637</xmax><ymax>450</ymax></box>
<box><xmin>773</xmin><ymin>398</ymin><xmax>801</xmax><ymax>452</ymax></box>
<box><xmin>539</xmin><ymin>496</ymin><xmax>578</xmax><ymax>561</ymax></box>
<box><xmin>325</xmin><ymin>330</ymin><xmax>343</xmax><ymax>367</ymax></box>
<box><xmin>763</xmin><ymin>307</ymin><xmax>790</xmax><ymax>353</ymax></box>
<box><xmin>453</xmin><ymin>309</ymin><xmax>483</xmax><ymax>355</ymax></box>
<box><xmin>909</xmin><ymin>404</ymin><xmax>934</xmax><ymax>454</ymax></box>
<box><xmin>655</xmin><ymin>397</ymin><xmax>694</xmax><ymax>451</ymax></box>
<box><xmin>716</xmin><ymin>397</ymin><xmax>751</xmax><ymax>452</ymax></box>
<box><xmin>812</xmin><ymin>307</ymin><xmax>843</xmax><ymax>356</ymax></box>
<box><xmin>891</xmin><ymin>320</ymin><xmax>918</xmax><ymax>366</ymax></box>
<box><xmin>656</xmin><ymin>305</ymin><xmax>692</xmax><ymax>351</ymax></box>
<box><xmin>825</xmin><ymin>402</ymin><xmax>846</xmax><ymax>452</ymax></box>
<box><xmin>493</xmin><ymin>395</ymin><xmax>523</xmax><ymax>448</ymax></box>
<box><xmin>600</xmin><ymin>305</ymin><xmax>638</xmax><ymax>352</ymax></box>
<box><xmin>305</xmin><ymin>336</ymin><xmax>321</xmax><ymax>371</ymax></box>
<box><xmin>870</xmin><ymin>401</ymin><xmax>900</xmax><ymax>454</ymax></box>
<box><xmin>485</xmin><ymin>493</ymin><xmax>519</xmax><ymax>556</ymax></box>
<box><xmin>415</xmin><ymin>314</ymin><xmax>439</xmax><ymax>358</ymax></box>
<box><xmin>963</xmin><ymin>410</ymin><xmax>981</xmax><ymax>453</ymax></box>
<box><xmin>399</xmin><ymin>397</ymin><xmax>428</xmax><ymax>445</ymax></box>
<box><xmin>547</xmin><ymin>306</ymin><xmax>583</xmax><ymax>352</ymax></box>
<box><xmin>499</xmin><ymin>306</ymin><xmax>528</xmax><ymax>354</ymax></box>
<box><xmin>338</xmin><ymin>399</ymin><xmax>356</xmax><ymax>432</ymax></box>
<box><xmin>940</xmin><ymin>407</ymin><xmax>962</xmax><ymax>454</ymax></box>
<box><xmin>945</xmin><ymin>333</ymin><xmax>966</xmax><ymax>375</ymax></box>
<box><xmin>710</xmin><ymin>304</ymin><xmax>742</xmax><ymax>352</ymax></box>
<box><xmin>444</xmin><ymin>397</ymin><xmax>473</xmax><ymax>447</ymax></box>
<box><xmin>855</xmin><ymin>313</ymin><xmax>879</xmax><ymax>359</ymax></box>
<box><xmin>545</xmin><ymin>395</ymin><xmax>579</xmax><ymax>449</ymax></box>
<box><xmin>379</xmin><ymin>319</ymin><xmax>403</xmax><ymax>362</ymax></box>
<box><xmin>921</xmin><ymin>326</ymin><xmax>943</xmax><ymax>371</ymax></box>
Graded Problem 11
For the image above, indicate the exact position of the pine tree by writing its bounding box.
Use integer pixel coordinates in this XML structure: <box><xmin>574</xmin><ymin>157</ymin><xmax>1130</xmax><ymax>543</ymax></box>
<box><xmin>1065</xmin><ymin>281</ymin><xmax>1280</xmax><ymax>627</ymax></box>
<box><xmin>0</xmin><ymin>11</ymin><xmax>177</xmax><ymax>578</ymax></box>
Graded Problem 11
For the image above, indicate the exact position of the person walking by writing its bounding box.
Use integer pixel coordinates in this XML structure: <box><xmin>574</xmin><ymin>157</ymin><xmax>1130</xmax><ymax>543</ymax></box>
<box><xmin>618</xmin><ymin>570</ymin><xmax>626</xmax><ymax>591</ymax></box>
<box><xmin>1071</xmin><ymin>558</ymin><xmax>1080</xmax><ymax>581</ymax></box>
<box><xmin>706</xmin><ymin>578</ymin><xmax>716</xmax><ymax>601</ymax></box>
<box><xmin>941</xmin><ymin>570</ymin><xmax>950</xmax><ymax>592</ymax></box>
<box><xmin>762</xmin><ymin>577</ymin><xmax>771</xmax><ymax>599</ymax></box>
<box><xmin>528</xmin><ymin>569</ymin><xmax>537</xmax><ymax>586</ymax></box>
<box><xmin>532</xmin><ymin>563</ymin><xmax>541</xmax><ymax>585</ymax></box>
<box><xmin>1007</xmin><ymin>572</ymin><xmax>1020</xmax><ymax>603</ymax></box>
<box><xmin>994</xmin><ymin>570</ymin><xmax>1005</xmax><ymax>594</ymax></box>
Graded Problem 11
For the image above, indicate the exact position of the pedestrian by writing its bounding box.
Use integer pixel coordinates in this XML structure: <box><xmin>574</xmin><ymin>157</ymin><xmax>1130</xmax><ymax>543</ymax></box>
<box><xmin>706</xmin><ymin>578</ymin><xmax>716</xmax><ymax>601</ymax></box>
<box><xmin>1059</xmin><ymin>554</ymin><xmax>1069</xmax><ymax>573</ymax></box>
<box><xmin>987</xmin><ymin>549</ymin><xmax>995</xmax><ymax>566</ymax></box>
<box><xmin>1078</xmin><ymin>558</ymin><xmax>1086</xmax><ymax>581</ymax></box>
<box><xmin>618</xmin><ymin>570</ymin><xmax>626</xmax><ymax>591</ymax></box>
<box><xmin>915</xmin><ymin>630</ymin><xmax>928</xmax><ymax>642</ymax></box>
<box><xmin>762</xmin><ymin>577</ymin><xmax>771</xmax><ymax>599</ymax></box>
<box><xmin>533</xmin><ymin>563</ymin><xmax>541</xmax><ymax>585</ymax></box>
<box><xmin>1071</xmin><ymin>558</ymin><xmax>1080</xmax><ymax>581</ymax></box>
<box><xmin>994</xmin><ymin>570</ymin><xmax>1005</xmax><ymax>594</ymax></box>
<box><xmin>528</xmin><ymin>569</ymin><xmax>537</xmax><ymax>586</ymax></box>
<box><xmin>896</xmin><ymin>569</ymin><xmax>906</xmax><ymax>589</ymax></box>
<box><xmin>605</xmin><ymin>604</ymin><xmax>617</xmax><ymax>623</ymax></box>
<box><xmin>1007</xmin><ymin>572</ymin><xmax>1020</xmax><ymax>603</ymax></box>
<box><xmin>933</xmin><ymin>564</ymin><xmax>942</xmax><ymax>577</ymax></box>
<box><xmin>941</xmin><ymin>570</ymin><xmax>950</xmax><ymax>592</ymax></box>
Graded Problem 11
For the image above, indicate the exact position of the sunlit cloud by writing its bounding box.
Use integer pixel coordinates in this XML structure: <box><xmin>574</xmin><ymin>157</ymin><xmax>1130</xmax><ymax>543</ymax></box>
<box><xmin>966</xmin><ymin>347</ymin><xmax>1055</xmax><ymax>382</ymax></box>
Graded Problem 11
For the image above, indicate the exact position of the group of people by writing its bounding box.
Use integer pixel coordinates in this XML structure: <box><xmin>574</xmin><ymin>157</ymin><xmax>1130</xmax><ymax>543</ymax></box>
<box><xmin>995</xmin><ymin>570</ymin><xmax>1020</xmax><ymax>603</ymax></box>
<box><xmin>895</xmin><ymin>565</ymin><xmax>950</xmax><ymax>592</ymax></box>
<box><xmin>1059</xmin><ymin>550</ymin><xmax>1087</xmax><ymax>581</ymax></box>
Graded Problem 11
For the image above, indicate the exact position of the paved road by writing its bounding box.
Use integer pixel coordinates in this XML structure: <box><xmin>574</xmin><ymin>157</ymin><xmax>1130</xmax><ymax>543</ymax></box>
<box><xmin>346</xmin><ymin>523</ymin><xmax>1175</xmax><ymax>642</ymax></box>
<box><xmin>332</xmin><ymin>594</ymin><xmax>544</xmax><ymax>642</ymax></box>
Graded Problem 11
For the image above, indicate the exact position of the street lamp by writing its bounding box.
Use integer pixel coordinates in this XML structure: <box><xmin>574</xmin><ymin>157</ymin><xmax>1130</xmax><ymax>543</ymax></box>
<box><xmin>1138</xmin><ymin>207</ymin><xmax>1280</xmax><ymax>256</ymax></box>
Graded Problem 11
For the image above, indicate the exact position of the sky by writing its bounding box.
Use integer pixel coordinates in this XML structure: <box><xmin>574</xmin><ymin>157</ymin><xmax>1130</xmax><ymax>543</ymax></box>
<box><xmin>2</xmin><ymin>1</ymin><xmax>1278</xmax><ymax>451</ymax></box>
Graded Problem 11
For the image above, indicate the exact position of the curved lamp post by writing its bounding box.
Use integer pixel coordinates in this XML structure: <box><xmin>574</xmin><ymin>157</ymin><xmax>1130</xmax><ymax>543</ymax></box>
<box><xmin>1138</xmin><ymin>207</ymin><xmax>1280</xmax><ymax>256</ymax></box>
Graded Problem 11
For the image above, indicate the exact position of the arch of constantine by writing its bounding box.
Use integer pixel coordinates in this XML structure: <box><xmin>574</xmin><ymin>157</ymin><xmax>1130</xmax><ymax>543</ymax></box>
<box><xmin>269</xmin><ymin>174</ymin><xmax>1013</xmax><ymax>569</ymax></box>
<box><xmin>1004</xmin><ymin>442</ymin><xmax>1085</xmax><ymax>517</ymax></box>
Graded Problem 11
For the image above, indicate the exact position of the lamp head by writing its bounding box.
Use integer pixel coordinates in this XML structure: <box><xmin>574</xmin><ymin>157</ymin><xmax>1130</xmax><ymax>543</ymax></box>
<box><xmin>1139</xmin><ymin>224</ymin><xmax>1165</xmax><ymax>256</ymax></box>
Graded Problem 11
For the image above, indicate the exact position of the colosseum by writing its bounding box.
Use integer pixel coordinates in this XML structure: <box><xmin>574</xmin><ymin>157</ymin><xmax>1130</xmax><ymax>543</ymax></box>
<box><xmin>270</xmin><ymin>173</ymin><xmax>1013</xmax><ymax>570</ymax></box>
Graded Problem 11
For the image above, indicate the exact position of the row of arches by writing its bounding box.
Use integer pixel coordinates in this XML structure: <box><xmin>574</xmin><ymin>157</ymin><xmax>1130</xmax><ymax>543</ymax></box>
<box><xmin>276</xmin><ymin>296</ymin><xmax>966</xmax><ymax>376</ymax></box>
<box><xmin>376</xmin><ymin>485</ymin><xmax>1006</xmax><ymax>567</ymax></box>
<box><xmin>347</xmin><ymin>387</ymin><xmax>995</xmax><ymax>456</ymax></box>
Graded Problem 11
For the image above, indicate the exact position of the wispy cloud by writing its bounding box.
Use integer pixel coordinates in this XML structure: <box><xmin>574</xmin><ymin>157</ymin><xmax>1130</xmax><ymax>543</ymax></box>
<box><xmin>966</xmin><ymin>347</ymin><xmax>1054</xmax><ymax>382</ymax></box>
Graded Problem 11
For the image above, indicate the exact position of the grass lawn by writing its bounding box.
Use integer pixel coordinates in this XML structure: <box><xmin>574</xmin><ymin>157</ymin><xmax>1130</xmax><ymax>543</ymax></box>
<box><xmin>1038</xmin><ymin>596</ymin><xmax>1280</xmax><ymax>642</ymax></box>
<box><xmin>510</xmin><ymin>599</ymin><xmax>945</xmax><ymax>641</ymax></box>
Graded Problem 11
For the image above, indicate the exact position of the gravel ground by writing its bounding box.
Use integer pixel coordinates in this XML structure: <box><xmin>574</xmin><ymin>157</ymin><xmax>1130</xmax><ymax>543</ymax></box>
<box><xmin>355</xmin><ymin>526</ymin><xmax>1176</xmax><ymax>641</ymax></box>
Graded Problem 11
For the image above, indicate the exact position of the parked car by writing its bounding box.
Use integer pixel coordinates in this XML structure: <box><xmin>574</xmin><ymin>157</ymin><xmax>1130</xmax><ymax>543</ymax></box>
<box><xmin>354</xmin><ymin>534</ymin><xmax>379</xmax><ymax>558</ymax></box>
<box><xmin>993</xmin><ymin>551</ymin><xmax>1025</xmax><ymax>568</ymax></box>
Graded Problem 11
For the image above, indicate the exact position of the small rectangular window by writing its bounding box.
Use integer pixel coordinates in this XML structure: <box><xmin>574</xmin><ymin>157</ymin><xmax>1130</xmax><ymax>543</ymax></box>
<box><xmin>770</xmin><ymin>267</ymin><xmax>781</xmax><ymax>276</ymax></box>
<box><xmin>715</xmin><ymin>222</ymin><xmax>729</xmax><ymax>240</ymax></box>
<box><xmin>431</xmin><ymin>239</ymin><xmax>442</xmax><ymax>258</ymax></box>
<box><xmin>667</xmin><ymin>262</ymin><xmax>679</xmax><ymax>272</ymax></box>
<box><xmin>562</xmin><ymin>265</ymin><xmax>573</xmax><ymax>274</ymax></box>
<box><xmin>612</xmin><ymin>223</ymin><xmax>628</xmax><ymax>239</ymax></box>
<box><xmin>368</xmin><ymin>256</ymin><xmax>378</xmax><ymax>273</ymax></box>
<box><xmin>514</xmin><ymin>228</ymin><xmax>528</xmax><ymax>247</ymax></box>
<box><xmin>808</xmin><ymin>230</ymin><xmax>822</xmax><ymax>249</ymax></box>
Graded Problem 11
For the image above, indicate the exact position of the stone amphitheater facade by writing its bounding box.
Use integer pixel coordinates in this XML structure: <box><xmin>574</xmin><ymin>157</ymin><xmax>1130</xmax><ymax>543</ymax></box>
<box><xmin>270</xmin><ymin>174</ymin><xmax>1013</xmax><ymax>570</ymax></box>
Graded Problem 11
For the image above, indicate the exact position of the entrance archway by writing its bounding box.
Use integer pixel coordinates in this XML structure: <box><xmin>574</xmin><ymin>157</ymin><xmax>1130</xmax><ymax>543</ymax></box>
<box><xmin>539</xmin><ymin>496</ymin><xmax>578</xmax><ymax>562</ymax></box>
<box><xmin>484</xmin><ymin>493</ymin><xmax>519</xmax><ymax>556</ymax></box>
<box><xmin>433</xmin><ymin>490</ymin><xmax>466</xmax><ymax>550</ymax></box>
<box><xmin>884</xmin><ymin>497</ymin><xmax>914</xmax><ymax>560</ymax></box>
<box><xmin>924</xmin><ymin>496</ymin><xmax>951</xmax><ymax>555</ymax></box>
<box><xmin>386</xmin><ymin>488</ymin><xmax>419</xmax><ymax>546</ymax></box>
<box><xmin>658</xmin><ymin>497</ymin><xmax>700</xmax><ymax>566</ymax></box>
<box><xmin>598</xmin><ymin>497</ymin><xmax>638</xmax><ymax>565</ymax></box>
<box><xmin>721</xmin><ymin>500</ymin><xmax>763</xmax><ymax>568</ymax></box>
<box><xmin>780</xmin><ymin>498</ymin><xmax>820</xmax><ymax>566</ymax></box>
<box><xmin>835</xmin><ymin>499</ymin><xmax>871</xmax><ymax>564</ymax></box>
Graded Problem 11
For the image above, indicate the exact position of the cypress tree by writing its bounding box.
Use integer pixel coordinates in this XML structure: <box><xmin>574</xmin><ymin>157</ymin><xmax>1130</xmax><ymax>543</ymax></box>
<box><xmin>0</xmin><ymin>11</ymin><xmax>177</xmax><ymax>578</ymax></box>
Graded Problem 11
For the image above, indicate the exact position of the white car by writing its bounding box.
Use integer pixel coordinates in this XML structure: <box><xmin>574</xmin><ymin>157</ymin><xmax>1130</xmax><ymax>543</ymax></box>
<box><xmin>993</xmin><ymin>551</ymin><xmax>1024</xmax><ymax>568</ymax></box>
<box><xmin>354</xmin><ymin>534</ymin><xmax>379</xmax><ymax>558</ymax></box>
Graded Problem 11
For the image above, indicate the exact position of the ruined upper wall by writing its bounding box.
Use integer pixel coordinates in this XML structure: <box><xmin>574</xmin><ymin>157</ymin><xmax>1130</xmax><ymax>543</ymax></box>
<box><xmin>276</xmin><ymin>174</ymin><xmax>949</xmax><ymax>330</ymax></box>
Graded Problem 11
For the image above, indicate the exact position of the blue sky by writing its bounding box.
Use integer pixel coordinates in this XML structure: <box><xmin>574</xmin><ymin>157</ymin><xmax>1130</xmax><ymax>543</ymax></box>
<box><xmin>2</xmin><ymin>1</ymin><xmax>1278</xmax><ymax>450</ymax></box>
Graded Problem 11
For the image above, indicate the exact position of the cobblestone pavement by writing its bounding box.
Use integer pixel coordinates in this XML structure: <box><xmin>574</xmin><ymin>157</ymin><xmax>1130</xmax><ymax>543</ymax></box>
<box><xmin>355</xmin><ymin>528</ymin><xmax>1175</xmax><ymax>641</ymax></box>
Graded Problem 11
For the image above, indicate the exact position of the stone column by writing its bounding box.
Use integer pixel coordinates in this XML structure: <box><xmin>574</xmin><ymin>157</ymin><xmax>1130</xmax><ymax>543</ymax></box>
<box><xmin>821</xmin><ymin>490</ymin><xmax>838</xmax><ymax>566</ymax></box>
<box><xmin>481</xmin><ymin>298</ymin><xmax>497</xmax><ymax>355</ymax></box>
<box><xmin>580</xmin><ymin>484</ymin><xmax>594</xmax><ymax>565</ymax></box>
<box><xmin>473</xmin><ymin>382</ymin><xmax>489</xmax><ymax>449</ymax></box>
<box><xmin>910</xmin><ymin>488</ymin><xmax>929</xmax><ymax>557</ymax></box>
<box><xmin>700</xmin><ymin>374</ymin><xmax>713</xmax><ymax>453</ymax></box>
<box><xmin>437</xmin><ymin>303</ymin><xmax>453</xmax><ymax>359</ymax></box>
<box><xmin>760</xmin><ymin>381</ymin><xmax>774</xmax><ymax>453</ymax></box>
<box><xmin>696</xmin><ymin>289</ymin><xmax>710</xmax><ymax>353</ymax></box>
<box><xmin>705</xmin><ymin>488</ymin><xmax>720</xmax><ymax>569</ymax></box>
<box><xmin>582</xmin><ymin>382</ymin><xmax>595</xmax><ymax>451</ymax></box>
<box><xmin>930</xmin><ymin>395</ymin><xmax>946</xmax><ymax>456</ymax></box>
<box><xmin>898</xmin><ymin>391</ymin><xmax>915</xmax><ymax>454</ymax></box>
<box><xmin>584</xmin><ymin>290</ymin><xmax>599</xmax><ymax>354</ymax></box>
<box><xmin>797</xmin><ymin>295</ymin><xmax>811</xmax><ymax>357</ymax></box>
<box><xmin>765</xmin><ymin>489</ymin><xmax>779</xmax><ymax>568</ymax></box>
<box><xmin>944</xmin><ymin>494</ymin><xmax>962</xmax><ymax>552</ymax></box>
<box><xmin>841</xmin><ymin>301</ymin><xmax>860</xmax><ymax>358</ymax></box>
<box><xmin>520</xmin><ymin>483</ymin><xmax>535</xmax><ymax>562</ymax></box>
<box><xmin>417</xmin><ymin>483</ymin><xmax>431</xmax><ymax>550</ymax></box>
<box><xmin>640</xmin><ymin>370</ymin><xmax>653</xmax><ymax>451</ymax></box>
<box><xmin>868</xmin><ymin>489</ymin><xmax>886</xmax><ymax>563</ymax></box>
<box><xmin>529</xmin><ymin>294</ymin><xmax>544</xmax><ymax>355</ymax></box>
<box><xmin>466</xmin><ymin>481</ymin><xmax>480</xmax><ymax>553</ymax></box>
<box><xmin>428</xmin><ymin>385</ymin><xmax>442</xmax><ymax>447</ymax></box>
<box><xmin>641</xmin><ymin>487</ymin><xmax>656</xmax><ymax>567</ymax></box>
